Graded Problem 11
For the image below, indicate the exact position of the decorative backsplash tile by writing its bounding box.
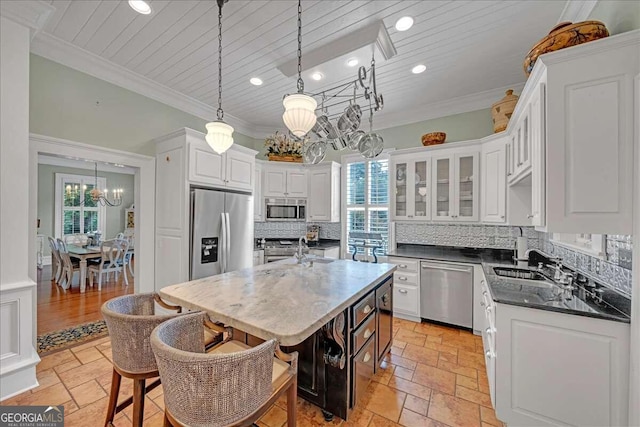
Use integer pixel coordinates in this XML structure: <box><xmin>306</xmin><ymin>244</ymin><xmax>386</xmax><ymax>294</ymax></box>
<box><xmin>395</xmin><ymin>223</ymin><xmax>539</xmax><ymax>250</ymax></box>
<box><xmin>538</xmin><ymin>233</ymin><xmax>632</xmax><ymax>297</ymax></box>
<box><xmin>254</xmin><ymin>222</ymin><xmax>342</xmax><ymax>240</ymax></box>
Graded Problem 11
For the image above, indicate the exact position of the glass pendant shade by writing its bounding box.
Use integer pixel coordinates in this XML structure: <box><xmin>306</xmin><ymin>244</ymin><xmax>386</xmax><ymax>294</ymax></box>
<box><xmin>282</xmin><ymin>93</ymin><xmax>318</xmax><ymax>137</ymax></box>
<box><xmin>205</xmin><ymin>121</ymin><xmax>234</xmax><ymax>154</ymax></box>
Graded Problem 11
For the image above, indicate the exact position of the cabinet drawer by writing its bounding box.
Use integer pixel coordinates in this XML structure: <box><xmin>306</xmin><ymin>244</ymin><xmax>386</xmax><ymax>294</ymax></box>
<box><xmin>388</xmin><ymin>257</ymin><xmax>418</xmax><ymax>273</ymax></box>
<box><xmin>351</xmin><ymin>334</ymin><xmax>375</xmax><ymax>407</ymax></box>
<box><xmin>352</xmin><ymin>291</ymin><xmax>376</xmax><ymax>328</ymax></box>
<box><xmin>352</xmin><ymin>313</ymin><xmax>376</xmax><ymax>355</ymax></box>
<box><xmin>393</xmin><ymin>271</ymin><xmax>417</xmax><ymax>286</ymax></box>
<box><xmin>393</xmin><ymin>284</ymin><xmax>419</xmax><ymax>316</ymax></box>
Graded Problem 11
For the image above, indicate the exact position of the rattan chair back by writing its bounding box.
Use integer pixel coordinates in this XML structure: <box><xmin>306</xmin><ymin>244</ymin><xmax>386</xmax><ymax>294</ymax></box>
<box><xmin>102</xmin><ymin>293</ymin><xmax>178</xmax><ymax>374</ymax></box>
<box><xmin>151</xmin><ymin>312</ymin><xmax>276</xmax><ymax>427</ymax></box>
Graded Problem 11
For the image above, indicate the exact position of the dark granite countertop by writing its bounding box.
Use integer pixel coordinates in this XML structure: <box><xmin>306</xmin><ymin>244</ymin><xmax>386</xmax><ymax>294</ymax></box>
<box><xmin>388</xmin><ymin>244</ymin><xmax>630</xmax><ymax>324</ymax></box>
<box><xmin>254</xmin><ymin>239</ymin><xmax>340</xmax><ymax>251</ymax></box>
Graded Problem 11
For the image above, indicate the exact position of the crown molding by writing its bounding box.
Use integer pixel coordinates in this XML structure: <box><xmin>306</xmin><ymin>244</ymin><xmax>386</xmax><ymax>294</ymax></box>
<box><xmin>371</xmin><ymin>82</ymin><xmax>526</xmax><ymax>132</ymax></box>
<box><xmin>30</xmin><ymin>32</ymin><xmax>263</xmax><ymax>139</ymax></box>
<box><xmin>0</xmin><ymin>0</ymin><xmax>54</xmax><ymax>38</ymax></box>
<box><xmin>558</xmin><ymin>0</ymin><xmax>598</xmax><ymax>23</ymax></box>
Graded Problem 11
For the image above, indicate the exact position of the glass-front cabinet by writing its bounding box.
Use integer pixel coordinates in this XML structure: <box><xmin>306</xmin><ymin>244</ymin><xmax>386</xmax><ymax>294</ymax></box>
<box><xmin>391</xmin><ymin>155</ymin><xmax>431</xmax><ymax>221</ymax></box>
<box><xmin>431</xmin><ymin>152</ymin><xmax>479</xmax><ymax>221</ymax></box>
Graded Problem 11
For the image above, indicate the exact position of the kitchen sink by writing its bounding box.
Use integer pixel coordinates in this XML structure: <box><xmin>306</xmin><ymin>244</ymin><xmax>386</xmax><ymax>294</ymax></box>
<box><xmin>309</xmin><ymin>258</ymin><xmax>334</xmax><ymax>264</ymax></box>
<box><xmin>493</xmin><ymin>267</ymin><xmax>547</xmax><ymax>281</ymax></box>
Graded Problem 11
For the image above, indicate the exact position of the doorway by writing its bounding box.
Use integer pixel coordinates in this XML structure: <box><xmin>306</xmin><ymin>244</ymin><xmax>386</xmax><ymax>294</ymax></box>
<box><xmin>29</xmin><ymin>133</ymin><xmax>155</xmax><ymax>350</ymax></box>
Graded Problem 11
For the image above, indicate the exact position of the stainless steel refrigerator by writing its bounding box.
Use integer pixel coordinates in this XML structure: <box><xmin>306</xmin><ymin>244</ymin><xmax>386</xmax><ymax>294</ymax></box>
<box><xmin>190</xmin><ymin>188</ymin><xmax>253</xmax><ymax>280</ymax></box>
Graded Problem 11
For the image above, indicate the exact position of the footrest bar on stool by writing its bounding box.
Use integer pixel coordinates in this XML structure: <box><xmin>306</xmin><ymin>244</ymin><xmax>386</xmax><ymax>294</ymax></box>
<box><xmin>114</xmin><ymin>378</ymin><xmax>162</xmax><ymax>414</ymax></box>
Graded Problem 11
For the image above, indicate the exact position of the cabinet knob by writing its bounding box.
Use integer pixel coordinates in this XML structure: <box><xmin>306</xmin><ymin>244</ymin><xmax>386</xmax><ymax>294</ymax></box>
<box><xmin>500</xmin><ymin>215</ymin><xmax>505</xmax><ymax>219</ymax></box>
<box><xmin>485</xmin><ymin>350</ymin><xmax>494</xmax><ymax>359</ymax></box>
<box><xmin>398</xmin><ymin>289</ymin><xmax>408</xmax><ymax>294</ymax></box>
<box><xmin>398</xmin><ymin>276</ymin><xmax>408</xmax><ymax>281</ymax></box>
<box><xmin>364</xmin><ymin>328</ymin><xmax>373</xmax><ymax>339</ymax></box>
<box><xmin>480</xmin><ymin>300</ymin><xmax>486</xmax><ymax>307</ymax></box>
<box><xmin>363</xmin><ymin>305</ymin><xmax>372</xmax><ymax>314</ymax></box>
<box><xmin>363</xmin><ymin>352</ymin><xmax>371</xmax><ymax>363</ymax></box>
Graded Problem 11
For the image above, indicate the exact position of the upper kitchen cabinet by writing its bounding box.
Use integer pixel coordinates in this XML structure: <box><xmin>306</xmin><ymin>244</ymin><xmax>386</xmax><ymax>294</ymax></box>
<box><xmin>307</xmin><ymin>162</ymin><xmax>341</xmax><ymax>222</ymax></box>
<box><xmin>507</xmin><ymin>103</ymin><xmax>532</xmax><ymax>185</ymax></box>
<box><xmin>185</xmin><ymin>130</ymin><xmax>256</xmax><ymax>192</ymax></box>
<box><xmin>481</xmin><ymin>135</ymin><xmax>507</xmax><ymax>223</ymax></box>
<box><xmin>390</xmin><ymin>154</ymin><xmax>431</xmax><ymax>221</ymax></box>
<box><xmin>528</xmin><ymin>32</ymin><xmax>638</xmax><ymax>234</ymax></box>
<box><xmin>432</xmin><ymin>151</ymin><xmax>479</xmax><ymax>222</ymax></box>
<box><xmin>263</xmin><ymin>164</ymin><xmax>308</xmax><ymax>198</ymax></box>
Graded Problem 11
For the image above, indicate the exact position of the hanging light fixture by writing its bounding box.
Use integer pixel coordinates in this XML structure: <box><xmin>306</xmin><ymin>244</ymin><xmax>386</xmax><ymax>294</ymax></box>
<box><xmin>205</xmin><ymin>0</ymin><xmax>234</xmax><ymax>154</ymax></box>
<box><xmin>66</xmin><ymin>163</ymin><xmax>123</xmax><ymax>207</ymax></box>
<box><xmin>282</xmin><ymin>0</ymin><xmax>317</xmax><ymax>137</ymax></box>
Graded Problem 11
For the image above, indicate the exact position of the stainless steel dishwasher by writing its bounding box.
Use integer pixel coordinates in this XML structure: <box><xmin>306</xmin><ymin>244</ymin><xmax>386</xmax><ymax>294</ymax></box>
<box><xmin>420</xmin><ymin>260</ymin><xmax>473</xmax><ymax>328</ymax></box>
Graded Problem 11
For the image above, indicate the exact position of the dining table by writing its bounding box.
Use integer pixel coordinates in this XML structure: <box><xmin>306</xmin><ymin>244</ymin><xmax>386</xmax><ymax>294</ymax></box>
<box><xmin>66</xmin><ymin>244</ymin><xmax>134</xmax><ymax>293</ymax></box>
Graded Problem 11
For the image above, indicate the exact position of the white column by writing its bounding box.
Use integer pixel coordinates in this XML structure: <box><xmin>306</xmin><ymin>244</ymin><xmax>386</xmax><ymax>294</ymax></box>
<box><xmin>0</xmin><ymin>1</ymin><xmax>53</xmax><ymax>401</ymax></box>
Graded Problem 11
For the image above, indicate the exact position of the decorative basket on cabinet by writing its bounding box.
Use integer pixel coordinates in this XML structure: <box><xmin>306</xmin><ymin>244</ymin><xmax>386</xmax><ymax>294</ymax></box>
<box><xmin>421</xmin><ymin>132</ymin><xmax>447</xmax><ymax>146</ymax></box>
<box><xmin>491</xmin><ymin>89</ymin><xmax>519</xmax><ymax>133</ymax></box>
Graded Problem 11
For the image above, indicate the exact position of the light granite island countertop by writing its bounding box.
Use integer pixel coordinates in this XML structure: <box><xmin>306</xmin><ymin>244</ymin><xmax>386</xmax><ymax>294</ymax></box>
<box><xmin>159</xmin><ymin>258</ymin><xmax>396</xmax><ymax>346</ymax></box>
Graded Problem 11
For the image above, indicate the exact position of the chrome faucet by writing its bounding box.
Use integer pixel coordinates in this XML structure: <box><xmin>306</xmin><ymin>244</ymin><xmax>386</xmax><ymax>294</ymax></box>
<box><xmin>295</xmin><ymin>236</ymin><xmax>308</xmax><ymax>264</ymax></box>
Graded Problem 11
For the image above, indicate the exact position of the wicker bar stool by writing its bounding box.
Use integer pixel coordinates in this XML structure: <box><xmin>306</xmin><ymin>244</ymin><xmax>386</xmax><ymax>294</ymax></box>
<box><xmin>101</xmin><ymin>293</ymin><xmax>183</xmax><ymax>427</ymax></box>
<box><xmin>151</xmin><ymin>312</ymin><xmax>299</xmax><ymax>427</ymax></box>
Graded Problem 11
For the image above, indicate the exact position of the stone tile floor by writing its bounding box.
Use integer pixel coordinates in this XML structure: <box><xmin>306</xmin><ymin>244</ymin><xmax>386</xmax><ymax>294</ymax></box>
<box><xmin>1</xmin><ymin>317</ymin><xmax>505</xmax><ymax>427</ymax></box>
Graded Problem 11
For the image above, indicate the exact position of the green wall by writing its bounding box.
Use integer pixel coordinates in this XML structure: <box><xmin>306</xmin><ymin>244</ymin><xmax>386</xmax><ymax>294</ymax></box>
<box><xmin>29</xmin><ymin>54</ymin><xmax>256</xmax><ymax>155</ymax></box>
<box><xmin>589</xmin><ymin>0</ymin><xmax>640</xmax><ymax>35</ymax></box>
<box><xmin>38</xmin><ymin>163</ymin><xmax>135</xmax><ymax>256</ymax></box>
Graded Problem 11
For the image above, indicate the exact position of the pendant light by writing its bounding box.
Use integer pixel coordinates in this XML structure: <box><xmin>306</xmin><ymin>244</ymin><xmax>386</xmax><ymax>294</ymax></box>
<box><xmin>205</xmin><ymin>0</ymin><xmax>234</xmax><ymax>154</ymax></box>
<box><xmin>282</xmin><ymin>0</ymin><xmax>317</xmax><ymax>137</ymax></box>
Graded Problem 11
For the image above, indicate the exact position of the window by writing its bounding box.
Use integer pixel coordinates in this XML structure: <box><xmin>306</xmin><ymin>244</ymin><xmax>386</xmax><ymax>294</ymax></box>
<box><xmin>55</xmin><ymin>173</ymin><xmax>106</xmax><ymax>238</ymax></box>
<box><xmin>551</xmin><ymin>233</ymin><xmax>605</xmax><ymax>258</ymax></box>
<box><xmin>343</xmin><ymin>154</ymin><xmax>390</xmax><ymax>257</ymax></box>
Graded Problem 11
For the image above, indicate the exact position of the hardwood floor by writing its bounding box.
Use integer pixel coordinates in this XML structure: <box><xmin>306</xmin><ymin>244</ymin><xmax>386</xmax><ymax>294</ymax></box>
<box><xmin>37</xmin><ymin>264</ymin><xmax>133</xmax><ymax>335</ymax></box>
<box><xmin>3</xmin><ymin>317</ymin><xmax>506</xmax><ymax>427</ymax></box>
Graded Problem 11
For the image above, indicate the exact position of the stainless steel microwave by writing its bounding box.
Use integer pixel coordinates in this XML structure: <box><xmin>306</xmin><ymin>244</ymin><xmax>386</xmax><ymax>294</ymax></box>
<box><xmin>265</xmin><ymin>198</ymin><xmax>306</xmax><ymax>221</ymax></box>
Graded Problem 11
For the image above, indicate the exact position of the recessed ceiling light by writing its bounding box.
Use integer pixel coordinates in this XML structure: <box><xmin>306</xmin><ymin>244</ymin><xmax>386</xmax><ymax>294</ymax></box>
<box><xmin>250</xmin><ymin>77</ymin><xmax>263</xmax><ymax>86</ymax></box>
<box><xmin>395</xmin><ymin>16</ymin><xmax>414</xmax><ymax>32</ymax></box>
<box><xmin>311</xmin><ymin>72</ymin><xmax>323</xmax><ymax>81</ymax></box>
<box><xmin>347</xmin><ymin>58</ymin><xmax>359</xmax><ymax>67</ymax></box>
<box><xmin>412</xmin><ymin>64</ymin><xmax>427</xmax><ymax>74</ymax></box>
<box><xmin>128</xmin><ymin>0</ymin><xmax>152</xmax><ymax>15</ymax></box>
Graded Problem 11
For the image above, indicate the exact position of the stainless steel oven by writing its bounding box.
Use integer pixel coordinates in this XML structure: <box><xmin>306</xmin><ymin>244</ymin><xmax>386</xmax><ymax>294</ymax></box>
<box><xmin>265</xmin><ymin>198</ymin><xmax>306</xmax><ymax>221</ymax></box>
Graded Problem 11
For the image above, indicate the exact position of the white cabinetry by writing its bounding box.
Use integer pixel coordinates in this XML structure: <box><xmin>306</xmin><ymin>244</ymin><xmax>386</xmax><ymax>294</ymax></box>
<box><xmin>391</xmin><ymin>155</ymin><xmax>431</xmax><ymax>221</ymax></box>
<box><xmin>432</xmin><ymin>152</ymin><xmax>479</xmax><ymax>222</ymax></box>
<box><xmin>481</xmin><ymin>136</ymin><xmax>507</xmax><ymax>223</ymax></box>
<box><xmin>253</xmin><ymin>249</ymin><xmax>264</xmax><ymax>266</ymax></box>
<box><xmin>154</xmin><ymin>128</ymin><xmax>257</xmax><ymax>288</ymax></box>
<box><xmin>507</xmin><ymin>104</ymin><xmax>531</xmax><ymax>185</ymax></box>
<box><xmin>494</xmin><ymin>303</ymin><xmax>629</xmax><ymax>427</ymax></box>
<box><xmin>187</xmin><ymin>133</ymin><xmax>255</xmax><ymax>192</ymax></box>
<box><xmin>263</xmin><ymin>165</ymin><xmax>308</xmax><ymax>198</ymax></box>
<box><xmin>307</xmin><ymin>162</ymin><xmax>340</xmax><ymax>222</ymax></box>
<box><xmin>254</xmin><ymin>164</ymin><xmax>263</xmax><ymax>221</ymax></box>
<box><xmin>387</xmin><ymin>257</ymin><xmax>420</xmax><ymax>322</ymax></box>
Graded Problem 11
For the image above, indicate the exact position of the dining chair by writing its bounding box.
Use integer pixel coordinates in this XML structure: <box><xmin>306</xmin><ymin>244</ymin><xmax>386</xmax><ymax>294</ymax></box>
<box><xmin>56</xmin><ymin>239</ymin><xmax>80</xmax><ymax>290</ymax></box>
<box><xmin>47</xmin><ymin>236</ymin><xmax>63</xmax><ymax>285</ymax></box>
<box><xmin>64</xmin><ymin>233</ymin><xmax>90</xmax><ymax>246</ymax></box>
<box><xmin>115</xmin><ymin>232</ymin><xmax>134</xmax><ymax>278</ymax></box>
<box><xmin>101</xmin><ymin>293</ymin><xmax>183</xmax><ymax>427</ymax></box>
<box><xmin>88</xmin><ymin>239</ymin><xmax>129</xmax><ymax>291</ymax></box>
<box><xmin>151</xmin><ymin>312</ymin><xmax>298</xmax><ymax>427</ymax></box>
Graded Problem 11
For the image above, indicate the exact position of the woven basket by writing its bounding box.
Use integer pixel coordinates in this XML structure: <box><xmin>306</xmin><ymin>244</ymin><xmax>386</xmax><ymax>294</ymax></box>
<box><xmin>524</xmin><ymin>21</ymin><xmax>609</xmax><ymax>76</ymax></box>
<box><xmin>268</xmin><ymin>154</ymin><xmax>303</xmax><ymax>163</ymax></box>
<box><xmin>421</xmin><ymin>132</ymin><xmax>446</xmax><ymax>146</ymax></box>
<box><xmin>491</xmin><ymin>89</ymin><xmax>519</xmax><ymax>133</ymax></box>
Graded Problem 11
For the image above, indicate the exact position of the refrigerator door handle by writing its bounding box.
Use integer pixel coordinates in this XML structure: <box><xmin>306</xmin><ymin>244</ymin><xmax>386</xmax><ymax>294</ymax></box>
<box><xmin>225</xmin><ymin>212</ymin><xmax>231</xmax><ymax>273</ymax></box>
<box><xmin>220</xmin><ymin>212</ymin><xmax>226</xmax><ymax>274</ymax></box>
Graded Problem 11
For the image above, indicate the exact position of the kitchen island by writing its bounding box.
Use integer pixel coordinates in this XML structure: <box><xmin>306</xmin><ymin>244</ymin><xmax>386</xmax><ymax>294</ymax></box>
<box><xmin>160</xmin><ymin>258</ymin><xmax>396</xmax><ymax>421</ymax></box>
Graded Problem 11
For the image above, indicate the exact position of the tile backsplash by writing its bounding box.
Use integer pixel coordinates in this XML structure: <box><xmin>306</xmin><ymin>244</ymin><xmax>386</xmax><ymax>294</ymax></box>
<box><xmin>395</xmin><ymin>223</ymin><xmax>539</xmax><ymax>250</ymax></box>
<box><xmin>539</xmin><ymin>233</ymin><xmax>632</xmax><ymax>297</ymax></box>
<box><xmin>254</xmin><ymin>222</ymin><xmax>342</xmax><ymax>240</ymax></box>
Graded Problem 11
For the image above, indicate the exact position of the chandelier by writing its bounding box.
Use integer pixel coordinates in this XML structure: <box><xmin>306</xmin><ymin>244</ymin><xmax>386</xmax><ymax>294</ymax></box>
<box><xmin>205</xmin><ymin>0</ymin><xmax>234</xmax><ymax>154</ymax></box>
<box><xmin>282</xmin><ymin>0</ymin><xmax>317</xmax><ymax>137</ymax></box>
<box><xmin>66</xmin><ymin>162</ymin><xmax>123</xmax><ymax>207</ymax></box>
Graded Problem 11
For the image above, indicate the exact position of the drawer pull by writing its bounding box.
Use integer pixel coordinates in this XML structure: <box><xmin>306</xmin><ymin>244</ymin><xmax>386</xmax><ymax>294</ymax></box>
<box><xmin>486</xmin><ymin>306</ymin><xmax>492</xmax><ymax>313</ymax></box>
<box><xmin>485</xmin><ymin>327</ymin><xmax>494</xmax><ymax>335</ymax></box>
<box><xmin>482</xmin><ymin>290</ymin><xmax>487</xmax><ymax>296</ymax></box>
<box><xmin>363</xmin><ymin>352</ymin><xmax>371</xmax><ymax>363</ymax></box>
<box><xmin>362</xmin><ymin>305</ymin><xmax>372</xmax><ymax>314</ymax></box>
<box><xmin>363</xmin><ymin>329</ymin><xmax>373</xmax><ymax>339</ymax></box>
<box><xmin>398</xmin><ymin>289</ymin><xmax>408</xmax><ymax>294</ymax></box>
<box><xmin>398</xmin><ymin>276</ymin><xmax>408</xmax><ymax>281</ymax></box>
<box><xmin>399</xmin><ymin>264</ymin><xmax>407</xmax><ymax>268</ymax></box>
<box><xmin>480</xmin><ymin>300</ymin><xmax>486</xmax><ymax>307</ymax></box>
<box><xmin>485</xmin><ymin>350</ymin><xmax>494</xmax><ymax>359</ymax></box>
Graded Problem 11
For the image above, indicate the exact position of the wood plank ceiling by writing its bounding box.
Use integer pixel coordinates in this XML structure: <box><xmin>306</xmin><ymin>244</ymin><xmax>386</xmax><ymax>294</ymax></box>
<box><xmin>42</xmin><ymin>0</ymin><xmax>566</xmax><ymax>131</ymax></box>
